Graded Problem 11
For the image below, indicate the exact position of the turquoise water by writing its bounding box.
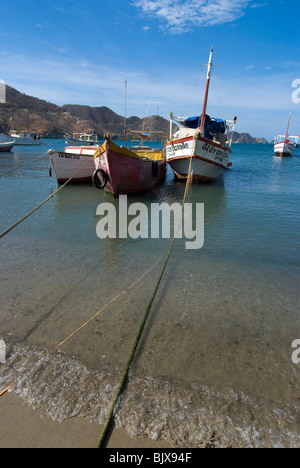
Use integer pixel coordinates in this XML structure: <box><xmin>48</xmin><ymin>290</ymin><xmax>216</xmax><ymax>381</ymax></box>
<box><xmin>0</xmin><ymin>141</ymin><xmax>299</xmax><ymax>447</ymax></box>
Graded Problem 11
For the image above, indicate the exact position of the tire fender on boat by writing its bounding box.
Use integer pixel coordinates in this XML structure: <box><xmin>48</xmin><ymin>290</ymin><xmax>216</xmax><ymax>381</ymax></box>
<box><xmin>152</xmin><ymin>161</ymin><xmax>158</xmax><ymax>178</ymax></box>
<box><xmin>92</xmin><ymin>169</ymin><xmax>108</xmax><ymax>189</ymax></box>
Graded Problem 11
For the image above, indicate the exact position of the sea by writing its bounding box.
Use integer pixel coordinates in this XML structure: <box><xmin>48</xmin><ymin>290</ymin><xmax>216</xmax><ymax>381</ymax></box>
<box><xmin>0</xmin><ymin>140</ymin><xmax>299</xmax><ymax>448</ymax></box>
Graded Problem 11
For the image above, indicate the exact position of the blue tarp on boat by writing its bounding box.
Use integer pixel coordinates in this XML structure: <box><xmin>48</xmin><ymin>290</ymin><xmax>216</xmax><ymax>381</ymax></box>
<box><xmin>184</xmin><ymin>115</ymin><xmax>226</xmax><ymax>140</ymax></box>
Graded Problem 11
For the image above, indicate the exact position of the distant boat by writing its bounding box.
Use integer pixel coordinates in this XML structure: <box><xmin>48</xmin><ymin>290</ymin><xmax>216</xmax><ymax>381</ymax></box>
<box><xmin>166</xmin><ymin>48</ymin><xmax>237</xmax><ymax>182</ymax></box>
<box><xmin>50</xmin><ymin>145</ymin><xmax>98</xmax><ymax>183</ymax></box>
<box><xmin>64</xmin><ymin>133</ymin><xmax>100</xmax><ymax>146</ymax></box>
<box><xmin>9</xmin><ymin>130</ymin><xmax>44</xmax><ymax>146</ymax></box>
<box><xmin>0</xmin><ymin>133</ymin><xmax>14</xmax><ymax>143</ymax></box>
<box><xmin>0</xmin><ymin>140</ymin><xmax>15</xmax><ymax>152</ymax></box>
<box><xmin>274</xmin><ymin>114</ymin><xmax>299</xmax><ymax>157</ymax></box>
<box><xmin>93</xmin><ymin>131</ymin><xmax>166</xmax><ymax>196</ymax></box>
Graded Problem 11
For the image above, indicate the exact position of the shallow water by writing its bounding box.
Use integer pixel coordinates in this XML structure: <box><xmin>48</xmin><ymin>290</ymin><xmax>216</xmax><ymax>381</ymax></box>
<box><xmin>0</xmin><ymin>141</ymin><xmax>299</xmax><ymax>447</ymax></box>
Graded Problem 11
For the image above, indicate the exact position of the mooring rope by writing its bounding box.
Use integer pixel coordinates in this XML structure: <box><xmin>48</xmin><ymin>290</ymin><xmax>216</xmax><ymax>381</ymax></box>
<box><xmin>290</xmin><ymin>152</ymin><xmax>300</xmax><ymax>163</ymax></box>
<box><xmin>0</xmin><ymin>150</ymin><xmax>51</xmax><ymax>177</ymax></box>
<box><xmin>0</xmin><ymin>256</ymin><xmax>163</xmax><ymax>398</ymax></box>
<box><xmin>0</xmin><ymin>384</ymin><xmax>13</xmax><ymax>397</ymax></box>
<box><xmin>54</xmin><ymin>256</ymin><xmax>163</xmax><ymax>350</ymax></box>
<box><xmin>0</xmin><ymin>155</ymin><xmax>94</xmax><ymax>240</ymax></box>
<box><xmin>0</xmin><ymin>152</ymin><xmax>194</xmax><ymax>449</ymax></box>
<box><xmin>97</xmin><ymin>156</ymin><xmax>193</xmax><ymax>448</ymax></box>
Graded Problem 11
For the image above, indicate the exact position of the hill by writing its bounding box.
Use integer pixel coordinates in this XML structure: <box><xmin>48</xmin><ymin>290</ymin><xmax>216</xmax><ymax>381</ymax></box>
<box><xmin>231</xmin><ymin>132</ymin><xmax>268</xmax><ymax>144</ymax></box>
<box><xmin>0</xmin><ymin>85</ymin><xmax>268</xmax><ymax>142</ymax></box>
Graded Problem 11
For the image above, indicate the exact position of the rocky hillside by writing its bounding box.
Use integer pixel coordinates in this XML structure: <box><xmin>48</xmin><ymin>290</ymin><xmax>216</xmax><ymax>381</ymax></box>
<box><xmin>0</xmin><ymin>85</ymin><xmax>268</xmax><ymax>142</ymax></box>
<box><xmin>231</xmin><ymin>132</ymin><xmax>268</xmax><ymax>144</ymax></box>
<box><xmin>0</xmin><ymin>86</ymin><xmax>171</xmax><ymax>139</ymax></box>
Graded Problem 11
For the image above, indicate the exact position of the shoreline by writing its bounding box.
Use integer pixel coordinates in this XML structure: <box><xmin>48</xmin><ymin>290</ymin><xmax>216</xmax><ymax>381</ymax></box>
<box><xmin>0</xmin><ymin>392</ymin><xmax>172</xmax><ymax>449</ymax></box>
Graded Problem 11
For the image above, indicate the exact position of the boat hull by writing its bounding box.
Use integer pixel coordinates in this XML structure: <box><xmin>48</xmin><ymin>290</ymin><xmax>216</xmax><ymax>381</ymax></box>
<box><xmin>274</xmin><ymin>141</ymin><xmax>296</xmax><ymax>157</ymax></box>
<box><xmin>0</xmin><ymin>141</ymin><xmax>15</xmax><ymax>152</ymax></box>
<box><xmin>11</xmin><ymin>138</ymin><xmax>43</xmax><ymax>146</ymax></box>
<box><xmin>64</xmin><ymin>136</ymin><xmax>99</xmax><ymax>146</ymax></box>
<box><xmin>166</xmin><ymin>134</ymin><xmax>231</xmax><ymax>182</ymax></box>
<box><xmin>94</xmin><ymin>139</ymin><xmax>166</xmax><ymax>196</ymax></box>
<box><xmin>50</xmin><ymin>146</ymin><xmax>98</xmax><ymax>183</ymax></box>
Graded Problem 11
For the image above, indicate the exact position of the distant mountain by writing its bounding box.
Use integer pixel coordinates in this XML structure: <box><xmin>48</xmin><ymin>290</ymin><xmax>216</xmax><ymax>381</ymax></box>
<box><xmin>0</xmin><ymin>86</ymin><xmax>269</xmax><ymax>142</ymax></box>
<box><xmin>231</xmin><ymin>132</ymin><xmax>268</xmax><ymax>144</ymax></box>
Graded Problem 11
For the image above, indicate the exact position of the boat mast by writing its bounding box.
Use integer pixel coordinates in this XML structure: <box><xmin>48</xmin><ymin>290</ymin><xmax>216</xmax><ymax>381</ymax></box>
<box><xmin>124</xmin><ymin>80</ymin><xmax>127</xmax><ymax>147</ymax></box>
<box><xmin>200</xmin><ymin>47</ymin><xmax>213</xmax><ymax>137</ymax></box>
<box><xmin>285</xmin><ymin>112</ymin><xmax>291</xmax><ymax>141</ymax></box>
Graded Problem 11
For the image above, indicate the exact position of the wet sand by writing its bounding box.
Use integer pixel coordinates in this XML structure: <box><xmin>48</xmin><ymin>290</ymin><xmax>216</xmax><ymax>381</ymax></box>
<box><xmin>0</xmin><ymin>392</ymin><xmax>172</xmax><ymax>449</ymax></box>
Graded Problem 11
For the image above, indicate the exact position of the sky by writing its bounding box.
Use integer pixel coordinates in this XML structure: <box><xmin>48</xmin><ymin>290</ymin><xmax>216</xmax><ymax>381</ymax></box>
<box><xmin>0</xmin><ymin>0</ymin><xmax>299</xmax><ymax>141</ymax></box>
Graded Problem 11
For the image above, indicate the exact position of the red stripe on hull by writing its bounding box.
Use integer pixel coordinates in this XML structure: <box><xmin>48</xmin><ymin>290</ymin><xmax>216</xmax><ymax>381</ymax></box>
<box><xmin>167</xmin><ymin>154</ymin><xmax>228</xmax><ymax>169</ymax></box>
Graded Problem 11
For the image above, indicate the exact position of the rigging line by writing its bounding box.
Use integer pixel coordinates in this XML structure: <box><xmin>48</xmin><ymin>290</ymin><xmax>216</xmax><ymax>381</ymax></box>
<box><xmin>212</xmin><ymin>66</ymin><xmax>225</xmax><ymax>123</ymax></box>
<box><xmin>182</xmin><ymin>66</ymin><xmax>207</xmax><ymax>118</ymax></box>
<box><xmin>0</xmin><ymin>150</ymin><xmax>50</xmax><ymax>177</ymax></box>
<box><xmin>0</xmin><ymin>155</ymin><xmax>94</xmax><ymax>240</ymax></box>
<box><xmin>142</xmin><ymin>78</ymin><xmax>158</xmax><ymax>131</ymax></box>
<box><xmin>97</xmin><ymin>155</ymin><xmax>193</xmax><ymax>449</ymax></box>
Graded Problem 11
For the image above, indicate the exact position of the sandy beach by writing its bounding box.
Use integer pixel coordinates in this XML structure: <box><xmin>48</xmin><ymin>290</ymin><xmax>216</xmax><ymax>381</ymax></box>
<box><xmin>0</xmin><ymin>392</ymin><xmax>172</xmax><ymax>449</ymax></box>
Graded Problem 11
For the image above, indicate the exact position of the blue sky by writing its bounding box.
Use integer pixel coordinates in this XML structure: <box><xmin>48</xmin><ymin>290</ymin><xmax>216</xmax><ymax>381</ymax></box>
<box><xmin>0</xmin><ymin>0</ymin><xmax>299</xmax><ymax>140</ymax></box>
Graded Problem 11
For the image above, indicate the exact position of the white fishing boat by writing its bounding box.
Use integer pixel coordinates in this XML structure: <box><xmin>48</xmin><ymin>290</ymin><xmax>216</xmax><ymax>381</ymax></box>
<box><xmin>166</xmin><ymin>48</ymin><xmax>237</xmax><ymax>182</ymax></box>
<box><xmin>274</xmin><ymin>114</ymin><xmax>299</xmax><ymax>157</ymax></box>
<box><xmin>9</xmin><ymin>130</ymin><xmax>44</xmax><ymax>146</ymax></box>
<box><xmin>49</xmin><ymin>145</ymin><xmax>98</xmax><ymax>183</ymax></box>
<box><xmin>64</xmin><ymin>133</ymin><xmax>100</xmax><ymax>146</ymax></box>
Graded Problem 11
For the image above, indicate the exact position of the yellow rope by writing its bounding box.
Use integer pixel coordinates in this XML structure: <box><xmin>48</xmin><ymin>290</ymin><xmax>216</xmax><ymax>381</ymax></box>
<box><xmin>0</xmin><ymin>257</ymin><xmax>163</xmax><ymax>398</ymax></box>
<box><xmin>0</xmin><ymin>385</ymin><xmax>13</xmax><ymax>397</ymax></box>
<box><xmin>54</xmin><ymin>256</ymin><xmax>163</xmax><ymax>350</ymax></box>
<box><xmin>0</xmin><ymin>155</ymin><xmax>94</xmax><ymax>240</ymax></box>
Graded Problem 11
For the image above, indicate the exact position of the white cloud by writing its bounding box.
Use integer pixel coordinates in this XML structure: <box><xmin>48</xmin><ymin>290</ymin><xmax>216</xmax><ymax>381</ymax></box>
<box><xmin>133</xmin><ymin>0</ymin><xmax>251</xmax><ymax>33</ymax></box>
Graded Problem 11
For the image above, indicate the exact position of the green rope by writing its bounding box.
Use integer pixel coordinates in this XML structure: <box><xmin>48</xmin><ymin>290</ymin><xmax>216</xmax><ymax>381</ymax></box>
<box><xmin>97</xmin><ymin>156</ymin><xmax>193</xmax><ymax>448</ymax></box>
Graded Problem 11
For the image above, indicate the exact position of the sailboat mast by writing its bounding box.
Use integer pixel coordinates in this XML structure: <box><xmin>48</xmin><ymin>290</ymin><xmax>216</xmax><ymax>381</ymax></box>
<box><xmin>124</xmin><ymin>80</ymin><xmax>127</xmax><ymax>146</ymax></box>
<box><xmin>200</xmin><ymin>47</ymin><xmax>213</xmax><ymax>137</ymax></box>
<box><xmin>285</xmin><ymin>112</ymin><xmax>291</xmax><ymax>141</ymax></box>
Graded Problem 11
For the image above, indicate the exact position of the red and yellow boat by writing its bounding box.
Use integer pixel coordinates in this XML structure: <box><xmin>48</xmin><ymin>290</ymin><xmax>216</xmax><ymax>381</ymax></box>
<box><xmin>93</xmin><ymin>131</ymin><xmax>166</xmax><ymax>196</ymax></box>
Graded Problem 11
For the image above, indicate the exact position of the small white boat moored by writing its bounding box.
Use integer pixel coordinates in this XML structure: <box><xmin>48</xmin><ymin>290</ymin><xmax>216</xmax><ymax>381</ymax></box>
<box><xmin>9</xmin><ymin>130</ymin><xmax>44</xmax><ymax>146</ymax></box>
<box><xmin>274</xmin><ymin>114</ymin><xmax>299</xmax><ymax>157</ymax></box>
<box><xmin>50</xmin><ymin>146</ymin><xmax>98</xmax><ymax>183</ymax></box>
<box><xmin>64</xmin><ymin>133</ymin><xmax>100</xmax><ymax>146</ymax></box>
